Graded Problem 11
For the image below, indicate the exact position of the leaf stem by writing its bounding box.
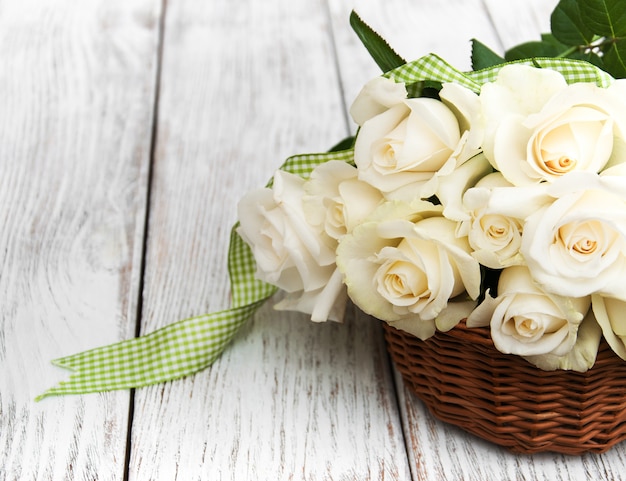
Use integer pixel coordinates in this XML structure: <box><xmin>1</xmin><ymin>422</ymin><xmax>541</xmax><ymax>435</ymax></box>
<box><xmin>556</xmin><ymin>46</ymin><xmax>579</xmax><ymax>58</ymax></box>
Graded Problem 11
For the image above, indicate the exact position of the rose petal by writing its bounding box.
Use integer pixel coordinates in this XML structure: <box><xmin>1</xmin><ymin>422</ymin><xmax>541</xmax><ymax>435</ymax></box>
<box><xmin>274</xmin><ymin>267</ymin><xmax>347</xmax><ymax>323</ymax></box>
<box><xmin>388</xmin><ymin>316</ymin><xmax>436</xmax><ymax>341</ymax></box>
<box><xmin>350</xmin><ymin>76</ymin><xmax>407</xmax><ymax>126</ymax></box>
<box><xmin>466</xmin><ymin>290</ymin><xmax>498</xmax><ymax>328</ymax></box>
<box><xmin>435</xmin><ymin>300</ymin><xmax>477</xmax><ymax>332</ymax></box>
<box><xmin>435</xmin><ymin>153</ymin><xmax>493</xmax><ymax>221</ymax></box>
<box><xmin>592</xmin><ymin>294</ymin><xmax>626</xmax><ymax>360</ymax></box>
<box><xmin>338</xmin><ymin>179</ymin><xmax>383</xmax><ymax>233</ymax></box>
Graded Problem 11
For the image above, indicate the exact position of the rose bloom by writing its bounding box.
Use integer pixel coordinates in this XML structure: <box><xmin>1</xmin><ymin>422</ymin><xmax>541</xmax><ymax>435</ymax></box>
<box><xmin>480</xmin><ymin>64</ymin><xmax>626</xmax><ymax>186</ymax></box>
<box><xmin>460</xmin><ymin>172</ymin><xmax>520</xmax><ymax>268</ymax></box>
<box><xmin>521</xmin><ymin>172</ymin><xmax>626</xmax><ymax>300</ymax></box>
<box><xmin>353</xmin><ymin>96</ymin><xmax>465</xmax><ymax>202</ymax></box>
<box><xmin>468</xmin><ymin>266</ymin><xmax>591</xmax><ymax>360</ymax></box>
<box><xmin>237</xmin><ymin>170</ymin><xmax>346</xmax><ymax>322</ymax></box>
<box><xmin>336</xmin><ymin>200</ymin><xmax>481</xmax><ymax>340</ymax></box>
<box><xmin>302</xmin><ymin>160</ymin><xmax>383</xmax><ymax>240</ymax></box>
<box><xmin>459</xmin><ymin>172</ymin><xmax>550</xmax><ymax>268</ymax></box>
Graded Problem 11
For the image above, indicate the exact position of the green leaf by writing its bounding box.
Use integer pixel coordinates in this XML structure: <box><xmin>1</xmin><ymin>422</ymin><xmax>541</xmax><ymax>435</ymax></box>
<box><xmin>602</xmin><ymin>39</ymin><xmax>626</xmax><ymax>78</ymax></box>
<box><xmin>578</xmin><ymin>0</ymin><xmax>626</xmax><ymax>37</ymax></box>
<box><xmin>328</xmin><ymin>136</ymin><xmax>355</xmax><ymax>152</ymax></box>
<box><xmin>406</xmin><ymin>82</ymin><xmax>424</xmax><ymax>98</ymax></box>
<box><xmin>551</xmin><ymin>0</ymin><xmax>595</xmax><ymax>45</ymax></box>
<box><xmin>350</xmin><ymin>10</ymin><xmax>406</xmax><ymax>73</ymax></box>
<box><xmin>540</xmin><ymin>33</ymin><xmax>570</xmax><ymax>50</ymax></box>
<box><xmin>471</xmin><ymin>39</ymin><xmax>505</xmax><ymax>70</ymax></box>
<box><xmin>569</xmin><ymin>50</ymin><xmax>606</xmax><ymax>69</ymax></box>
<box><xmin>586</xmin><ymin>52</ymin><xmax>606</xmax><ymax>70</ymax></box>
<box><xmin>504</xmin><ymin>41</ymin><xmax>559</xmax><ymax>61</ymax></box>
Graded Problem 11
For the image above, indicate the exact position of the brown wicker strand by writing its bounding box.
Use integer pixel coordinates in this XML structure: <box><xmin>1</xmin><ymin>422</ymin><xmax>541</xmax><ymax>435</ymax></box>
<box><xmin>383</xmin><ymin>319</ymin><xmax>626</xmax><ymax>455</ymax></box>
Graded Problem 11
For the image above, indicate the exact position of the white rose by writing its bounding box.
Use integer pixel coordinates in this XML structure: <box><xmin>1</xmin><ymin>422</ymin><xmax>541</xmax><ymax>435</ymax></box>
<box><xmin>468</xmin><ymin>266</ymin><xmax>590</xmax><ymax>359</ymax></box>
<box><xmin>459</xmin><ymin>172</ymin><xmax>554</xmax><ymax>269</ymax></box>
<box><xmin>237</xmin><ymin>170</ymin><xmax>345</xmax><ymax>322</ymax></box>
<box><xmin>522</xmin><ymin>309</ymin><xmax>601</xmax><ymax>372</ymax></box>
<box><xmin>354</xmin><ymin>98</ymin><xmax>463</xmax><ymax>201</ymax></box>
<box><xmin>336</xmin><ymin>200</ymin><xmax>481</xmax><ymax>340</ymax></box>
<box><xmin>302</xmin><ymin>160</ymin><xmax>383</xmax><ymax>240</ymax></box>
<box><xmin>521</xmin><ymin>172</ymin><xmax>626</xmax><ymax>300</ymax></box>
<box><xmin>349</xmin><ymin>76</ymin><xmax>408</xmax><ymax>126</ymax></box>
<box><xmin>480</xmin><ymin>64</ymin><xmax>626</xmax><ymax>185</ymax></box>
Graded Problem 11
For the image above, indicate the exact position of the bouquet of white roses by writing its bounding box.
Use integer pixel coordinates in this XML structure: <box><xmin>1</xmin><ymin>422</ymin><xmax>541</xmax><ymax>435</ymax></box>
<box><xmin>236</xmin><ymin>0</ymin><xmax>626</xmax><ymax>373</ymax></box>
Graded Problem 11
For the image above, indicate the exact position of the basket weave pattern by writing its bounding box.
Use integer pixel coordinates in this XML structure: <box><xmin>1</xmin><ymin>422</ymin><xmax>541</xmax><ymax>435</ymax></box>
<box><xmin>384</xmin><ymin>319</ymin><xmax>626</xmax><ymax>454</ymax></box>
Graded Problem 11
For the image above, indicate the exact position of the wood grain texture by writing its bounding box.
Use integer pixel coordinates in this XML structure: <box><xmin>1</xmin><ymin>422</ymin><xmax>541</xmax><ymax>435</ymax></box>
<box><xmin>482</xmin><ymin>0</ymin><xmax>555</xmax><ymax>51</ymax></box>
<box><xmin>127</xmin><ymin>0</ymin><xmax>409</xmax><ymax>479</ymax></box>
<box><xmin>0</xmin><ymin>1</ymin><xmax>161</xmax><ymax>479</ymax></box>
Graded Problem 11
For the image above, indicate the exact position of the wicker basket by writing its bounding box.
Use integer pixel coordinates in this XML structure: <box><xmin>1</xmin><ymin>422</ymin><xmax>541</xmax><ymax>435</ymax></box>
<box><xmin>383</xmin><ymin>319</ymin><xmax>626</xmax><ymax>454</ymax></box>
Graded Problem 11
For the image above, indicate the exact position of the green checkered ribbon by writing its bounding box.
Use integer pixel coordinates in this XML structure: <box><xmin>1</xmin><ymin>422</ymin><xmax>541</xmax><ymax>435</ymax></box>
<box><xmin>385</xmin><ymin>53</ymin><xmax>614</xmax><ymax>91</ymax></box>
<box><xmin>36</xmin><ymin>149</ymin><xmax>354</xmax><ymax>400</ymax></box>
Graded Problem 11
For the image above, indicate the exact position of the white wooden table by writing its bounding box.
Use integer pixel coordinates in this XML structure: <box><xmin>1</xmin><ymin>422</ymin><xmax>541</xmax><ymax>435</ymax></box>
<box><xmin>2</xmin><ymin>0</ymin><xmax>626</xmax><ymax>479</ymax></box>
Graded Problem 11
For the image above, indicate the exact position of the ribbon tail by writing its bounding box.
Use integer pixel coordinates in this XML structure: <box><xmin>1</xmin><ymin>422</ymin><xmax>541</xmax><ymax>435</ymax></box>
<box><xmin>35</xmin><ymin>148</ymin><xmax>351</xmax><ymax>400</ymax></box>
<box><xmin>35</xmin><ymin>300</ymin><xmax>269</xmax><ymax>400</ymax></box>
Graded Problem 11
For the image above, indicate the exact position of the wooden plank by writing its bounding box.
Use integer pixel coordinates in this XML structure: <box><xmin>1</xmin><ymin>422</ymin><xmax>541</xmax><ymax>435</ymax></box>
<box><xmin>127</xmin><ymin>0</ymin><xmax>410</xmax><ymax>479</ymax></box>
<box><xmin>375</xmin><ymin>0</ymin><xmax>626</xmax><ymax>479</ymax></box>
<box><xmin>482</xmin><ymin>0</ymin><xmax>555</xmax><ymax>51</ymax></box>
<box><xmin>0</xmin><ymin>1</ymin><xmax>162</xmax><ymax>479</ymax></box>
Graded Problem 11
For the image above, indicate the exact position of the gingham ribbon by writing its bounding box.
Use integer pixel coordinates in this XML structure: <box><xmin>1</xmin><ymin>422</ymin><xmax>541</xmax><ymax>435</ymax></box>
<box><xmin>36</xmin><ymin>149</ymin><xmax>354</xmax><ymax>399</ymax></box>
<box><xmin>385</xmin><ymin>53</ymin><xmax>614</xmax><ymax>91</ymax></box>
<box><xmin>37</xmin><ymin>55</ymin><xmax>613</xmax><ymax>399</ymax></box>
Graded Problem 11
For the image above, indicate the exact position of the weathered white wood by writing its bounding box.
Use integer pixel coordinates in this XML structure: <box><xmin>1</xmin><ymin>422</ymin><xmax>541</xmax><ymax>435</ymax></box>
<box><xmin>127</xmin><ymin>0</ymin><xmax>410</xmax><ymax>479</ymax></box>
<box><xmin>0</xmin><ymin>1</ymin><xmax>161</xmax><ymax>479</ymax></box>
<box><xmin>483</xmin><ymin>0</ymin><xmax>556</xmax><ymax>51</ymax></box>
